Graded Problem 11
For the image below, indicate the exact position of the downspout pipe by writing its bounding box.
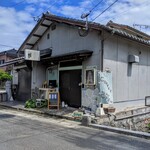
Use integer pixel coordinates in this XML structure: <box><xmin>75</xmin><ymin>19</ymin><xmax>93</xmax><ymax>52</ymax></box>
<box><xmin>101</xmin><ymin>39</ymin><xmax>104</xmax><ymax>71</ymax></box>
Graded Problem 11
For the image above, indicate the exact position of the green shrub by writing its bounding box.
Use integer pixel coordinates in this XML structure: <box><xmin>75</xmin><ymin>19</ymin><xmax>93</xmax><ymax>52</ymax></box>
<box><xmin>25</xmin><ymin>99</ymin><xmax>36</xmax><ymax>108</ymax></box>
<box><xmin>148</xmin><ymin>123</ymin><xmax>150</xmax><ymax>129</ymax></box>
<box><xmin>0</xmin><ymin>69</ymin><xmax>12</xmax><ymax>81</ymax></box>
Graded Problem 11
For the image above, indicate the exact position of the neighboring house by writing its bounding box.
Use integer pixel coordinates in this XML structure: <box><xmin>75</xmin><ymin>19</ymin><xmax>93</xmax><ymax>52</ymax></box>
<box><xmin>0</xmin><ymin>49</ymin><xmax>17</xmax><ymax>72</ymax></box>
<box><xmin>12</xmin><ymin>13</ymin><xmax>150</xmax><ymax>112</ymax></box>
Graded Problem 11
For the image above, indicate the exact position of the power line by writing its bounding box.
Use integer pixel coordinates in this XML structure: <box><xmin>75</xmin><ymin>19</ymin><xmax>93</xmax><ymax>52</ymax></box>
<box><xmin>100</xmin><ymin>0</ymin><xmax>150</xmax><ymax>23</ymax></box>
<box><xmin>89</xmin><ymin>0</ymin><xmax>95</xmax><ymax>6</ymax></box>
<box><xmin>92</xmin><ymin>0</ymin><xmax>119</xmax><ymax>22</ymax></box>
<box><xmin>34</xmin><ymin>0</ymin><xmax>58</xmax><ymax>21</ymax></box>
<box><xmin>133</xmin><ymin>24</ymin><xmax>150</xmax><ymax>31</ymax></box>
<box><xmin>10</xmin><ymin>0</ymin><xmax>26</xmax><ymax>7</ymax></box>
<box><xmin>80</xmin><ymin>0</ymin><xmax>104</xmax><ymax>19</ymax></box>
<box><xmin>0</xmin><ymin>44</ymin><xmax>17</xmax><ymax>48</ymax></box>
<box><xmin>90</xmin><ymin>0</ymin><xmax>104</xmax><ymax>13</ymax></box>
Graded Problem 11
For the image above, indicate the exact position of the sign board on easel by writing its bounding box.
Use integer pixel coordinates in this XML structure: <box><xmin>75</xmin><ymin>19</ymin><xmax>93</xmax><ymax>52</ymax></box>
<box><xmin>48</xmin><ymin>92</ymin><xmax>60</xmax><ymax>110</ymax></box>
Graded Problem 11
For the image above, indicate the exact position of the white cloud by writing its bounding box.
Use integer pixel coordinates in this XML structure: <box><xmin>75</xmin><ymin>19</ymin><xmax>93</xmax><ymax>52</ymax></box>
<box><xmin>58</xmin><ymin>5</ymin><xmax>84</xmax><ymax>18</ymax></box>
<box><xmin>0</xmin><ymin>6</ymin><xmax>35</xmax><ymax>51</ymax></box>
<box><xmin>1</xmin><ymin>0</ymin><xmax>150</xmax><ymax>51</ymax></box>
<box><xmin>24</xmin><ymin>5</ymin><xmax>36</xmax><ymax>13</ymax></box>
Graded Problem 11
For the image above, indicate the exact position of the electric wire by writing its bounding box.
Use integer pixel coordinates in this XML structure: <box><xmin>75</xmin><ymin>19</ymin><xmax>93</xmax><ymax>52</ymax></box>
<box><xmin>0</xmin><ymin>44</ymin><xmax>17</xmax><ymax>48</ymax></box>
<box><xmin>89</xmin><ymin>0</ymin><xmax>95</xmax><ymax>6</ymax></box>
<box><xmin>100</xmin><ymin>0</ymin><xmax>150</xmax><ymax>23</ymax></box>
<box><xmin>10</xmin><ymin>0</ymin><xmax>26</xmax><ymax>7</ymax></box>
<box><xmin>34</xmin><ymin>0</ymin><xmax>58</xmax><ymax>20</ymax></box>
<box><xmin>92</xmin><ymin>0</ymin><xmax>119</xmax><ymax>22</ymax></box>
<box><xmin>80</xmin><ymin>0</ymin><xmax>104</xmax><ymax>18</ymax></box>
<box><xmin>89</xmin><ymin>0</ymin><xmax>104</xmax><ymax>13</ymax></box>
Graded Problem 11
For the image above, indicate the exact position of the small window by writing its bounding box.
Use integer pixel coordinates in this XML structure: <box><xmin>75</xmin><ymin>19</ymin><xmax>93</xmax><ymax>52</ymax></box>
<box><xmin>47</xmin><ymin>33</ymin><xmax>50</xmax><ymax>39</ymax></box>
<box><xmin>0</xmin><ymin>60</ymin><xmax>5</xmax><ymax>64</ymax></box>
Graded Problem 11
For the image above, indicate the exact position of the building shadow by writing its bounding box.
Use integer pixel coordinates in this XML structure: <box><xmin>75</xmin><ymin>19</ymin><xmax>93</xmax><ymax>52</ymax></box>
<box><xmin>0</xmin><ymin>113</ymin><xmax>15</xmax><ymax>119</ymax></box>
<box><xmin>56</xmin><ymin>127</ymin><xmax>149</xmax><ymax>150</ymax></box>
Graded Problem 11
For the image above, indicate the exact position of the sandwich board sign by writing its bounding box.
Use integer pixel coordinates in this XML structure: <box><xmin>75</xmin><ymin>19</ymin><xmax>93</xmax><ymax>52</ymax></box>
<box><xmin>48</xmin><ymin>92</ymin><xmax>60</xmax><ymax>110</ymax></box>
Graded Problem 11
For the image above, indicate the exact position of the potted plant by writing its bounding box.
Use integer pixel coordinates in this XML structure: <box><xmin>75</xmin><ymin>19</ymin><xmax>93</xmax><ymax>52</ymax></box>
<box><xmin>103</xmin><ymin>107</ymin><xmax>116</xmax><ymax>114</ymax></box>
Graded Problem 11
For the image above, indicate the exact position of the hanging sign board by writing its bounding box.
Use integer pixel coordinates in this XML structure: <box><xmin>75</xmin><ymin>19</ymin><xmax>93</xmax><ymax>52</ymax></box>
<box><xmin>25</xmin><ymin>49</ymin><xmax>40</xmax><ymax>61</ymax></box>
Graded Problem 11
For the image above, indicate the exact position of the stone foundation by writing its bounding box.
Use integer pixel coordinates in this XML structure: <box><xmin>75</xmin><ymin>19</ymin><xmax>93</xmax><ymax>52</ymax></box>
<box><xmin>95</xmin><ymin>106</ymin><xmax>150</xmax><ymax>132</ymax></box>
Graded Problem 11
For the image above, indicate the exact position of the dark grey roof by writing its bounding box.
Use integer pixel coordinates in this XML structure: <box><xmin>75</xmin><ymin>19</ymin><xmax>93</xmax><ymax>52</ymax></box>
<box><xmin>43</xmin><ymin>14</ymin><xmax>150</xmax><ymax>46</ymax></box>
<box><xmin>0</xmin><ymin>48</ymin><xmax>52</xmax><ymax>67</ymax></box>
<box><xmin>0</xmin><ymin>48</ymin><xmax>17</xmax><ymax>57</ymax></box>
<box><xmin>41</xmin><ymin>50</ymin><xmax>93</xmax><ymax>64</ymax></box>
<box><xmin>18</xmin><ymin>14</ymin><xmax>150</xmax><ymax>52</ymax></box>
<box><xmin>110</xmin><ymin>28</ymin><xmax>150</xmax><ymax>45</ymax></box>
<box><xmin>0</xmin><ymin>57</ymin><xmax>25</xmax><ymax>67</ymax></box>
<box><xmin>106</xmin><ymin>20</ymin><xmax>150</xmax><ymax>40</ymax></box>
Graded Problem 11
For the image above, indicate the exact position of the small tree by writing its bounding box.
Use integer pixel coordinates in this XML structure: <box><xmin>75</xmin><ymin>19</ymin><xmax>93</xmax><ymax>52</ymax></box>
<box><xmin>0</xmin><ymin>69</ymin><xmax>12</xmax><ymax>81</ymax></box>
<box><xmin>0</xmin><ymin>69</ymin><xmax>12</xmax><ymax>89</ymax></box>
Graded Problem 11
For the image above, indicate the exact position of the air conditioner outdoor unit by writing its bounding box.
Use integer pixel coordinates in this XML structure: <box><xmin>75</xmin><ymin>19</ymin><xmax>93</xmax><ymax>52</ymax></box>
<box><xmin>25</xmin><ymin>49</ymin><xmax>40</xmax><ymax>61</ymax></box>
<box><xmin>128</xmin><ymin>54</ymin><xmax>139</xmax><ymax>63</ymax></box>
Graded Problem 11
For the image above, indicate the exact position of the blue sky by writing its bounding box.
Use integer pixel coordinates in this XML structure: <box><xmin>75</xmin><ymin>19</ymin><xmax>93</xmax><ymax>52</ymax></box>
<box><xmin>0</xmin><ymin>0</ymin><xmax>150</xmax><ymax>51</ymax></box>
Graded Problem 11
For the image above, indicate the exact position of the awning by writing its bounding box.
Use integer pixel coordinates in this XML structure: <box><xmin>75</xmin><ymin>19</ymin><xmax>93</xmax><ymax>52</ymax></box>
<box><xmin>0</xmin><ymin>48</ymin><xmax>52</xmax><ymax>68</ymax></box>
<box><xmin>0</xmin><ymin>57</ymin><xmax>25</xmax><ymax>67</ymax></box>
<box><xmin>41</xmin><ymin>50</ymin><xmax>93</xmax><ymax>65</ymax></box>
<box><xmin>0</xmin><ymin>50</ymin><xmax>92</xmax><ymax>68</ymax></box>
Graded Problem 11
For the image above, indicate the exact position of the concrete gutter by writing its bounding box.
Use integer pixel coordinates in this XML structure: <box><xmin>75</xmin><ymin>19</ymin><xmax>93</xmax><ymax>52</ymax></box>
<box><xmin>89</xmin><ymin>124</ymin><xmax>150</xmax><ymax>139</ymax></box>
<box><xmin>0</xmin><ymin>103</ymin><xmax>150</xmax><ymax>139</ymax></box>
<box><xmin>0</xmin><ymin>103</ymin><xmax>75</xmax><ymax>121</ymax></box>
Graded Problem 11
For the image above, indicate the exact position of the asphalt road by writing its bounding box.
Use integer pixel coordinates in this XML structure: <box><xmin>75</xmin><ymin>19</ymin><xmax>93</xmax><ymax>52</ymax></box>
<box><xmin>0</xmin><ymin>108</ymin><xmax>149</xmax><ymax>150</ymax></box>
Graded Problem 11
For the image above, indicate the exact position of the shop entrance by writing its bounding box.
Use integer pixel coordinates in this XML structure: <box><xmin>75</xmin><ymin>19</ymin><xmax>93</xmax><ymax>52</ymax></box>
<box><xmin>59</xmin><ymin>70</ymin><xmax>81</xmax><ymax>108</ymax></box>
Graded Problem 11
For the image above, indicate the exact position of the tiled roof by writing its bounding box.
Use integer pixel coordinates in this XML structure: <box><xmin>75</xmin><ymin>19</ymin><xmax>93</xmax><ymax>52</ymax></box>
<box><xmin>44</xmin><ymin>14</ymin><xmax>150</xmax><ymax>46</ymax></box>
<box><xmin>0</xmin><ymin>48</ymin><xmax>17</xmax><ymax>57</ymax></box>
<box><xmin>18</xmin><ymin>14</ymin><xmax>150</xmax><ymax>52</ymax></box>
<box><xmin>106</xmin><ymin>20</ymin><xmax>150</xmax><ymax>40</ymax></box>
<box><xmin>110</xmin><ymin>28</ymin><xmax>150</xmax><ymax>45</ymax></box>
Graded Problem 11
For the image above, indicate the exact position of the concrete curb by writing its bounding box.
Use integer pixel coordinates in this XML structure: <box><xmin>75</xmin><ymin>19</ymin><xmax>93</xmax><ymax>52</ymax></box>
<box><xmin>0</xmin><ymin>104</ymin><xmax>75</xmax><ymax>121</ymax></box>
<box><xmin>89</xmin><ymin>124</ymin><xmax>150</xmax><ymax>139</ymax></box>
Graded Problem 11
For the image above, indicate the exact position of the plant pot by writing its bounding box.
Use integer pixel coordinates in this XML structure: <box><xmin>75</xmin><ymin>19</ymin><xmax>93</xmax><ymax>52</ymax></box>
<box><xmin>103</xmin><ymin>107</ymin><xmax>116</xmax><ymax>114</ymax></box>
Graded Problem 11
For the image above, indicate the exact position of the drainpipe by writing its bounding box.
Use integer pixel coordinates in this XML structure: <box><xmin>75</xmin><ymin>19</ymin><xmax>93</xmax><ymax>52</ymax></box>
<box><xmin>101</xmin><ymin>39</ymin><xmax>104</xmax><ymax>71</ymax></box>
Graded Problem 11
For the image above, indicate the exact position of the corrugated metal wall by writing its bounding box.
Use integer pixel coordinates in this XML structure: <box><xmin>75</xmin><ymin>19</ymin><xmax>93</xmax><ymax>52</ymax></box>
<box><xmin>104</xmin><ymin>35</ymin><xmax>150</xmax><ymax>105</ymax></box>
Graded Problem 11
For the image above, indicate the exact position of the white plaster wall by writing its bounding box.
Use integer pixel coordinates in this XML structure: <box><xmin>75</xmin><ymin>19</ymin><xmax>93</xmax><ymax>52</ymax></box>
<box><xmin>32</xmin><ymin>23</ymin><xmax>102</xmax><ymax>109</ymax></box>
<box><xmin>34</xmin><ymin>24</ymin><xmax>101</xmax><ymax>59</ymax></box>
<box><xmin>31</xmin><ymin>22</ymin><xmax>150</xmax><ymax>112</ymax></box>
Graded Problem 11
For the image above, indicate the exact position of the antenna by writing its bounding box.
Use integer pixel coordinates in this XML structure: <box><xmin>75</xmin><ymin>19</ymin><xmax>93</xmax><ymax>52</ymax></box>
<box><xmin>33</xmin><ymin>16</ymin><xmax>40</xmax><ymax>22</ymax></box>
<box><xmin>81</xmin><ymin>12</ymin><xmax>90</xmax><ymax>30</ymax></box>
<box><xmin>133</xmin><ymin>24</ymin><xmax>150</xmax><ymax>30</ymax></box>
<box><xmin>81</xmin><ymin>12</ymin><xmax>90</xmax><ymax>19</ymax></box>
